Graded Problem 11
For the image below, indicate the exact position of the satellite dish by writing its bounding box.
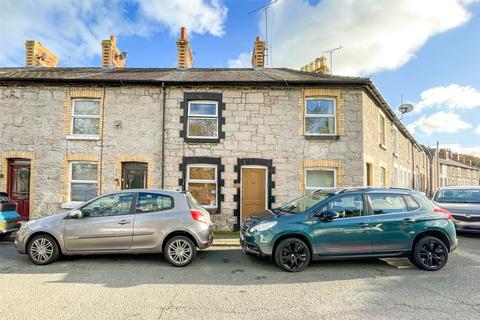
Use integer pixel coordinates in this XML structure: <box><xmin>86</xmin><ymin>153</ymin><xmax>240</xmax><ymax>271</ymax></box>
<box><xmin>398</xmin><ymin>103</ymin><xmax>414</xmax><ymax>115</ymax></box>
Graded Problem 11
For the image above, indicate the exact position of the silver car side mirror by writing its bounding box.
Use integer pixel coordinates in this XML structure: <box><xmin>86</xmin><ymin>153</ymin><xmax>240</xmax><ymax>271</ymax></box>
<box><xmin>69</xmin><ymin>209</ymin><xmax>83</xmax><ymax>219</ymax></box>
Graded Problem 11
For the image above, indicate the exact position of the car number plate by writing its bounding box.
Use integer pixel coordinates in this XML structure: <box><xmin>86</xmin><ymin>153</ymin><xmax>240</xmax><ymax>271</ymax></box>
<box><xmin>0</xmin><ymin>221</ymin><xmax>5</xmax><ymax>230</ymax></box>
<box><xmin>240</xmin><ymin>233</ymin><xmax>244</xmax><ymax>241</ymax></box>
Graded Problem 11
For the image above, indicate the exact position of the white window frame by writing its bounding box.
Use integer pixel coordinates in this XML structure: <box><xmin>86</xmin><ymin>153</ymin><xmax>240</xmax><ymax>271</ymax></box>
<box><xmin>68</xmin><ymin>161</ymin><xmax>98</xmax><ymax>205</ymax></box>
<box><xmin>392</xmin><ymin>126</ymin><xmax>399</xmax><ymax>157</ymax></box>
<box><xmin>304</xmin><ymin>168</ymin><xmax>337</xmax><ymax>193</ymax></box>
<box><xmin>69</xmin><ymin>99</ymin><xmax>101</xmax><ymax>139</ymax></box>
<box><xmin>186</xmin><ymin>164</ymin><xmax>218</xmax><ymax>209</ymax></box>
<box><xmin>378</xmin><ymin>113</ymin><xmax>387</xmax><ymax>149</ymax></box>
<box><xmin>304</xmin><ymin>97</ymin><xmax>337</xmax><ymax>136</ymax></box>
<box><xmin>186</xmin><ymin>100</ymin><xmax>219</xmax><ymax>139</ymax></box>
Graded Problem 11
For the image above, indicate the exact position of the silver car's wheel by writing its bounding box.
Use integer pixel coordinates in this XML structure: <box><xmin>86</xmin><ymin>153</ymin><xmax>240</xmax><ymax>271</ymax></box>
<box><xmin>164</xmin><ymin>236</ymin><xmax>196</xmax><ymax>267</ymax></box>
<box><xmin>27</xmin><ymin>234</ymin><xmax>59</xmax><ymax>265</ymax></box>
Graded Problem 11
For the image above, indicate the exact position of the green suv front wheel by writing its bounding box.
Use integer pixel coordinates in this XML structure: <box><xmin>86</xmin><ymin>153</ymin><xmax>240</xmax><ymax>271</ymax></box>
<box><xmin>274</xmin><ymin>238</ymin><xmax>311</xmax><ymax>272</ymax></box>
<box><xmin>410</xmin><ymin>236</ymin><xmax>448</xmax><ymax>271</ymax></box>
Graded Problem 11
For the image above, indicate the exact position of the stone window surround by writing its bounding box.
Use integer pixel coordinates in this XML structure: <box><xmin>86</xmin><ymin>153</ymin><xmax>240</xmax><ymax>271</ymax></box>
<box><xmin>180</xmin><ymin>92</ymin><xmax>226</xmax><ymax>143</ymax></box>
<box><xmin>114</xmin><ymin>155</ymin><xmax>154</xmax><ymax>190</ymax></box>
<box><xmin>0</xmin><ymin>151</ymin><xmax>36</xmax><ymax>219</ymax></box>
<box><xmin>64</xmin><ymin>88</ymin><xmax>105</xmax><ymax>141</ymax></box>
<box><xmin>300</xmin><ymin>88</ymin><xmax>345</xmax><ymax>140</ymax></box>
<box><xmin>233</xmin><ymin>158</ymin><xmax>275</xmax><ymax>232</ymax></box>
<box><xmin>62</xmin><ymin>153</ymin><xmax>100</xmax><ymax>209</ymax></box>
<box><xmin>299</xmin><ymin>159</ymin><xmax>344</xmax><ymax>193</ymax></box>
<box><xmin>179</xmin><ymin>156</ymin><xmax>225</xmax><ymax>214</ymax></box>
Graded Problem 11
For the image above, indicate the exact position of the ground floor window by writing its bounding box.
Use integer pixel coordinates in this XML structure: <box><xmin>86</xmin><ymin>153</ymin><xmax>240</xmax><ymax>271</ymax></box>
<box><xmin>186</xmin><ymin>164</ymin><xmax>217</xmax><ymax>209</ymax></box>
<box><xmin>69</xmin><ymin>161</ymin><xmax>98</xmax><ymax>202</ymax></box>
<box><xmin>305</xmin><ymin>168</ymin><xmax>336</xmax><ymax>193</ymax></box>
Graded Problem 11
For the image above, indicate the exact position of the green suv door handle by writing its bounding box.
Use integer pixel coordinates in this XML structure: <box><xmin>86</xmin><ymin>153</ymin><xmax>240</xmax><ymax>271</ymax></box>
<box><xmin>357</xmin><ymin>223</ymin><xmax>369</xmax><ymax>228</ymax></box>
<box><xmin>403</xmin><ymin>218</ymin><xmax>416</xmax><ymax>224</ymax></box>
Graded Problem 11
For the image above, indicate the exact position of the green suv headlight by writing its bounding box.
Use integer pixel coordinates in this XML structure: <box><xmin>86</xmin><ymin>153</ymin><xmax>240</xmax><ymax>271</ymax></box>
<box><xmin>250</xmin><ymin>221</ymin><xmax>277</xmax><ymax>232</ymax></box>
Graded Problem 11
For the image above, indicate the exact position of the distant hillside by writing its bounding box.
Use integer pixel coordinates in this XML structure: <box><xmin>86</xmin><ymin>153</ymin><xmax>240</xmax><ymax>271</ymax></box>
<box><xmin>463</xmin><ymin>154</ymin><xmax>480</xmax><ymax>168</ymax></box>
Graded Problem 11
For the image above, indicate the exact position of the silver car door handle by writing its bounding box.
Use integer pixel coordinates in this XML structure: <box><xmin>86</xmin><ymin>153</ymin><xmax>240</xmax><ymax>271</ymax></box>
<box><xmin>118</xmin><ymin>220</ymin><xmax>130</xmax><ymax>225</ymax></box>
<box><xmin>403</xmin><ymin>218</ymin><xmax>415</xmax><ymax>224</ymax></box>
<box><xmin>357</xmin><ymin>223</ymin><xmax>369</xmax><ymax>228</ymax></box>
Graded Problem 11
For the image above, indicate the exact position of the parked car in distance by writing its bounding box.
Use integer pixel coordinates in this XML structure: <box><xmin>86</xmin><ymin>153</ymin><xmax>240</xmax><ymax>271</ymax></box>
<box><xmin>432</xmin><ymin>186</ymin><xmax>480</xmax><ymax>233</ymax></box>
<box><xmin>15</xmin><ymin>190</ymin><xmax>213</xmax><ymax>266</ymax></box>
<box><xmin>240</xmin><ymin>187</ymin><xmax>457</xmax><ymax>272</ymax></box>
<box><xmin>0</xmin><ymin>192</ymin><xmax>22</xmax><ymax>241</ymax></box>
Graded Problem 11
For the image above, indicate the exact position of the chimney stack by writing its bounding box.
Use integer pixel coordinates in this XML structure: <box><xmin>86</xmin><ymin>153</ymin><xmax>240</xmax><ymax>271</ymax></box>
<box><xmin>251</xmin><ymin>36</ymin><xmax>266</xmax><ymax>69</ymax></box>
<box><xmin>25</xmin><ymin>40</ymin><xmax>58</xmax><ymax>67</ymax></box>
<box><xmin>101</xmin><ymin>35</ymin><xmax>126</xmax><ymax>68</ymax></box>
<box><xmin>301</xmin><ymin>56</ymin><xmax>330</xmax><ymax>74</ymax></box>
<box><xmin>176</xmin><ymin>27</ymin><xmax>193</xmax><ymax>69</ymax></box>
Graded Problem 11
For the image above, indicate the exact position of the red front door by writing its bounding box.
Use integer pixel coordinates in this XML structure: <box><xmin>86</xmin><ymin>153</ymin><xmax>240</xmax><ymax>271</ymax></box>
<box><xmin>7</xmin><ymin>159</ymin><xmax>31</xmax><ymax>220</ymax></box>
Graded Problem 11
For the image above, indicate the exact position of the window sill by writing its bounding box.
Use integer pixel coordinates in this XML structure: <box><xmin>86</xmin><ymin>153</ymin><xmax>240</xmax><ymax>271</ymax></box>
<box><xmin>61</xmin><ymin>202</ymin><xmax>82</xmax><ymax>209</ymax></box>
<box><xmin>305</xmin><ymin>135</ymin><xmax>340</xmax><ymax>141</ymax></box>
<box><xmin>184</xmin><ymin>137</ymin><xmax>221</xmax><ymax>143</ymax></box>
<box><xmin>66</xmin><ymin>134</ymin><xmax>100</xmax><ymax>141</ymax></box>
<box><xmin>379</xmin><ymin>144</ymin><xmax>387</xmax><ymax>150</ymax></box>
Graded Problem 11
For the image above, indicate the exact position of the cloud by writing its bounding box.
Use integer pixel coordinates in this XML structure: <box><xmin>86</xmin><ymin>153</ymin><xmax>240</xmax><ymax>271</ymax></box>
<box><xmin>407</xmin><ymin>111</ymin><xmax>472</xmax><ymax>135</ymax></box>
<box><xmin>227</xmin><ymin>52</ymin><xmax>251</xmax><ymax>68</ymax></box>
<box><xmin>414</xmin><ymin>84</ymin><xmax>480</xmax><ymax>112</ymax></box>
<box><xmin>256</xmin><ymin>0</ymin><xmax>473</xmax><ymax>75</ymax></box>
<box><xmin>0</xmin><ymin>0</ymin><xmax>227</xmax><ymax>66</ymax></box>
<box><xmin>439</xmin><ymin>144</ymin><xmax>480</xmax><ymax>157</ymax></box>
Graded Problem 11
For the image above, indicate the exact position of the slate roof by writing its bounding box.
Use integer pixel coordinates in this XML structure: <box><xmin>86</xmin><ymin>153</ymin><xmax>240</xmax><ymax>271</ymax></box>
<box><xmin>0</xmin><ymin>66</ymin><xmax>422</xmax><ymax>149</ymax></box>
<box><xmin>439</xmin><ymin>158</ymin><xmax>479</xmax><ymax>171</ymax></box>
<box><xmin>0</xmin><ymin>67</ymin><xmax>368</xmax><ymax>85</ymax></box>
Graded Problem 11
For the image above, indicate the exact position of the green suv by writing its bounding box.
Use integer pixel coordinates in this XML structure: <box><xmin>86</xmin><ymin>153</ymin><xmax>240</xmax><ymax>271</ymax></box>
<box><xmin>240</xmin><ymin>188</ymin><xmax>457</xmax><ymax>272</ymax></box>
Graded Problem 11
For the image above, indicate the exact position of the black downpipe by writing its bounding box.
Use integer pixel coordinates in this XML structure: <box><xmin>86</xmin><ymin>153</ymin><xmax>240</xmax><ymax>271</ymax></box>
<box><xmin>161</xmin><ymin>82</ymin><xmax>166</xmax><ymax>189</ymax></box>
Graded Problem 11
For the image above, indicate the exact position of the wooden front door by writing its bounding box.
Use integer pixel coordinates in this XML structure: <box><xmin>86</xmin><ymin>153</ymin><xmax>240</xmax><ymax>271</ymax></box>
<box><xmin>7</xmin><ymin>159</ymin><xmax>31</xmax><ymax>220</ymax></box>
<box><xmin>241</xmin><ymin>167</ymin><xmax>267</xmax><ymax>221</ymax></box>
<box><xmin>122</xmin><ymin>162</ymin><xmax>148</xmax><ymax>189</ymax></box>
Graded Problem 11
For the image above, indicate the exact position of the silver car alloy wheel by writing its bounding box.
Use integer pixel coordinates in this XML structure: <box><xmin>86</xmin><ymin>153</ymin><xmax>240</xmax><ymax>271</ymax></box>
<box><xmin>30</xmin><ymin>238</ymin><xmax>54</xmax><ymax>263</ymax></box>
<box><xmin>168</xmin><ymin>239</ymin><xmax>193</xmax><ymax>263</ymax></box>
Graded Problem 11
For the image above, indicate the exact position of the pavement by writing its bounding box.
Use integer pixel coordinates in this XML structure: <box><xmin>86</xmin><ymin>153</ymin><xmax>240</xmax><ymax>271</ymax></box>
<box><xmin>1</xmin><ymin>234</ymin><xmax>480</xmax><ymax>320</ymax></box>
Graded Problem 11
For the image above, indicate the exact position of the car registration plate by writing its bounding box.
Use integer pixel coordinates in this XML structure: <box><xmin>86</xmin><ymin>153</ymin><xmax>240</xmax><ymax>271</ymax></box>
<box><xmin>240</xmin><ymin>233</ymin><xmax>244</xmax><ymax>241</ymax></box>
<box><xmin>0</xmin><ymin>221</ymin><xmax>5</xmax><ymax>230</ymax></box>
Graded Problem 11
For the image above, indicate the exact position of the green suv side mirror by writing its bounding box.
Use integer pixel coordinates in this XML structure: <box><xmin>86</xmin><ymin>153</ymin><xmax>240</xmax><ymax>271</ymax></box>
<box><xmin>314</xmin><ymin>210</ymin><xmax>339</xmax><ymax>221</ymax></box>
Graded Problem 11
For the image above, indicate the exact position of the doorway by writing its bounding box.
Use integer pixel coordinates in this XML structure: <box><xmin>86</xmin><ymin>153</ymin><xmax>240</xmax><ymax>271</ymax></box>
<box><xmin>366</xmin><ymin>163</ymin><xmax>373</xmax><ymax>187</ymax></box>
<box><xmin>241</xmin><ymin>167</ymin><xmax>267</xmax><ymax>221</ymax></box>
<box><xmin>7</xmin><ymin>159</ymin><xmax>31</xmax><ymax>220</ymax></box>
<box><xmin>121</xmin><ymin>162</ymin><xmax>148</xmax><ymax>189</ymax></box>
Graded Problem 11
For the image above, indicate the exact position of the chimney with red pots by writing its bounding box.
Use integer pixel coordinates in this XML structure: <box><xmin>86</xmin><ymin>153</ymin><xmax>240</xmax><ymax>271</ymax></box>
<box><xmin>251</xmin><ymin>36</ymin><xmax>266</xmax><ymax>69</ymax></box>
<box><xmin>101</xmin><ymin>35</ymin><xmax>126</xmax><ymax>68</ymax></box>
<box><xmin>177</xmin><ymin>27</ymin><xmax>193</xmax><ymax>69</ymax></box>
<box><xmin>25</xmin><ymin>40</ymin><xmax>58</xmax><ymax>67</ymax></box>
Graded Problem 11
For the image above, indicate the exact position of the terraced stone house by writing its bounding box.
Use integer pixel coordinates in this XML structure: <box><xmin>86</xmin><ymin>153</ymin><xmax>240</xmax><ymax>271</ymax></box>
<box><xmin>0</xmin><ymin>30</ymin><xmax>432</xmax><ymax>230</ymax></box>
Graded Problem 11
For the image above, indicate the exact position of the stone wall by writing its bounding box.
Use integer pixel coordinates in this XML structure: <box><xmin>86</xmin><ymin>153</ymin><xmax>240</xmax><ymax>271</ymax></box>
<box><xmin>1</xmin><ymin>82</ymin><xmax>429</xmax><ymax>230</ymax></box>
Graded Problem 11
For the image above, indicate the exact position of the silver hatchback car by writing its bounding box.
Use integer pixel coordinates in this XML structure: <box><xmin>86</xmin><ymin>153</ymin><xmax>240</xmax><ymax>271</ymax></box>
<box><xmin>15</xmin><ymin>190</ymin><xmax>214</xmax><ymax>266</ymax></box>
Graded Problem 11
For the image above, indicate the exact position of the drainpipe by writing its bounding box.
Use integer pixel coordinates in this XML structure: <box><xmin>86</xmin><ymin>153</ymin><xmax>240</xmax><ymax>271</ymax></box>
<box><xmin>161</xmin><ymin>82</ymin><xmax>166</xmax><ymax>189</ymax></box>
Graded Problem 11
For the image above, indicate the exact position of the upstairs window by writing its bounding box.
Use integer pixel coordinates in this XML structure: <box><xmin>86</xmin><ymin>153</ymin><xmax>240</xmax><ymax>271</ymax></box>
<box><xmin>187</xmin><ymin>101</ymin><xmax>218</xmax><ymax>139</ymax></box>
<box><xmin>379</xmin><ymin>114</ymin><xmax>386</xmax><ymax>147</ymax></box>
<box><xmin>392</xmin><ymin>126</ymin><xmax>399</xmax><ymax>156</ymax></box>
<box><xmin>304</xmin><ymin>98</ymin><xmax>336</xmax><ymax>135</ymax></box>
<box><xmin>71</xmin><ymin>99</ymin><xmax>100</xmax><ymax>136</ymax></box>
